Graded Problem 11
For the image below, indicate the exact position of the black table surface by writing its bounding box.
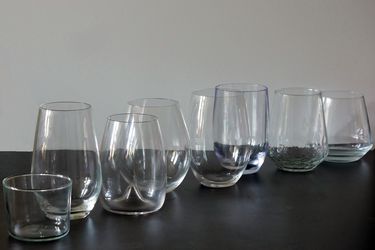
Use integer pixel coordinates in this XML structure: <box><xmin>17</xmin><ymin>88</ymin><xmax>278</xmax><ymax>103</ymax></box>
<box><xmin>0</xmin><ymin>152</ymin><xmax>374</xmax><ymax>250</ymax></box>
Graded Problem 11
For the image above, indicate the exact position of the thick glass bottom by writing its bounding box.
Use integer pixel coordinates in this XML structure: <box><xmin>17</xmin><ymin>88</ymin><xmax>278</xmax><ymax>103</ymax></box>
<box><xmin>9</xmin><ymin>227</ymin><xmax>69</xmax><ymax>242</ymax></box>
<box><xmin>192</xmin><ymin>172</ymin><xmax>242</xmax><ymax>188</ymax></box>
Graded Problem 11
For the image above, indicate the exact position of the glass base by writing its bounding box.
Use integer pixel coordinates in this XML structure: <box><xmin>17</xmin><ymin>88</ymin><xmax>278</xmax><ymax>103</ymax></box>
<box><xmin>9</xmin><ymin>228</ymin><xmax>69</xmax><ymax>242</ymax></box>
<box><xmin>277</xmin><ymin>166</ymin><xmax>318</xmax><ymax>172</ymax></box>
<box><xmin>70</xmin><ymin>211</ymin><xmax>90</xmax><ymax>220</ymax></box>
<box><xmin>325</xmin><ymin>144</ymin><xmax>372</xmax><ymax>163</ymax></box>
<box><xmin>193</xmin><ymin>172</ymin><xmax>242</xmax><ymax>188</ymax></box>
<box><xmin>243</xmin><ymin>165</ymin><xmax>261</xmax><ymax>175</ymax></box>
<box><xmin>102</xmin><ymin>206</ymin><xmax>162</xmax><ymax>215</ymax></box>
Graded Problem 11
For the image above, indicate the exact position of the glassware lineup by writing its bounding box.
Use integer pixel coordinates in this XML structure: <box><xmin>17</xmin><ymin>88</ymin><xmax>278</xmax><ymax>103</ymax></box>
<box><xmin>2</xmin><ymin>85</ymin><xmax>373</xmax><ymax>242</ymax></box>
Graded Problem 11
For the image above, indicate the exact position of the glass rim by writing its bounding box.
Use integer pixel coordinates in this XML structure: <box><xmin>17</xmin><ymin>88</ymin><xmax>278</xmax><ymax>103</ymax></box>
<box><xmin>2</xmin><ymin>174</ymin><xmax>72</xmax><ymax>192</ymax></box>
<box><xmin>191</xmin><ymin>88</ymin><xmax>215</xmax><ymax>98</ymax></box>
<box><xmin>128</xmin><ymin>98</ymin><xmax>179</xmax><ymax>108</ymax></box>
<box><xmin>39</xmin><ymin>101</ymin><xmax>91</xmax><ymax>111</ymax></box>
<box><xmin>215</xmin><ymin>83</ymin><xmax>268</xmax><ymax>93</ymax></box>
<box><xmin>322</xmin><ymin>90</ymin><xmax>364</xmax><ymax>99</ymax></box>
<box><xmin>107</xmin><ymin>113</ymin><xmax>159</xmax><ymax>124</ymax></box>
<box><xmin>275</xmin><ymin>87</ymin><xmax>321</xmax><ymax>96</ymax></box>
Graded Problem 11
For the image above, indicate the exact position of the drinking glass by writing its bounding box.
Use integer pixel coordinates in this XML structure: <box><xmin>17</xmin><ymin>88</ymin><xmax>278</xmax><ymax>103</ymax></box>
<box><xmin>322</xmin><ymin>91</ymin><xmax>373</xmax><ymax>162</ymax></box>
<box><xmin>128</xmin><ymin>98</ymin><xmax>190</xmax><ymax>192</ymax></box>
<box><xmin>2</xmin><ymin>174</ymin><xmax>71</xmax><ymax>242</ymax></box>
<box><xmin>189</xmin><ymin>88</ymin><xmax>241</xmax><ymax>187</ymax></box>
<box><xmin>212</xmin><ymin>84</ymin><xmax>253</xmax><ymax>185</ymax></box>
<box><xmin>269</xmin><ymin>88</ymin><xmax>328</xmax><ymax>172</ymax></box>
<box><xmin>100</xmin><ymin>113</ymin><xmax>166</xmax><ymax>215</ymax></box>
<box><xmin>31</xmin><ymin>102</ymin><xmax>102</xmax><ymax>220</ymax></box>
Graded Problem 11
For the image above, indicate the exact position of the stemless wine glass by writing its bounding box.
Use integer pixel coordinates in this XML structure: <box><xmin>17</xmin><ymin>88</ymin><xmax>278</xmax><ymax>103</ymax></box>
<box><xmin>128</xmin><ymin>98</ymin><xmax>190</xmax><ymax>192</ymax></box>
<box><xmin>212</xmin><ymin>84</ymin><xmax>252</xmax><ymax>185</ymax></box>
<box><xmin>100</xmin><ymin>113</ymin><xmax>166</xmax><ymax>215</ymax></box>
<box><xmin>269</xmin><ymin>88</ymin><xmax>328</xmax><ymax>172</ymax></box>
<box><xmin>31</xmin><ymin>102</ymin><xmax>102</xmax><ymax>220</ymax></box>
<box><xmin>322</xmin><ymin>90</ymin><xmax>373</xmax><ymax>162</ymax></box>
<box><xmin>189</xmin><ymin>88</ymin><xmax>239</xmax><ymax>187</ymax></box>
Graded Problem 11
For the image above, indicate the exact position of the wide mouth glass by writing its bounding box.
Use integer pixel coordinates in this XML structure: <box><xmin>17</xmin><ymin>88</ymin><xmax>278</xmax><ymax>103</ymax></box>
<box><xmin>40</xmin><ymin>101</ymin><xmax>91</xmax><ymax>111</ymax></box>
<box><xmin>107</xmin><ymin>113</ymin><xmax>159</xmax><ymax>124</ymax></box>
<box><xmin>128</xmin><ymin>98</ymin><xmax>178</xmax><ymax>108</ymax></box>
<box><xmin>2</xmin><ymin>174</ymin><xmax>72</xmax><ymax>192</ymax></box>
<box><xmin>275</xmin><ymin>87</ymin><xmax>321</xmax><ymax>96</ymax></box>
<box><xmin>216</xmin><ymin>83</ymin><xmax>268</xmax><ymax>92</ymax></box>
<box><xmin>322</xmin><ymin>90</ymin><xmax>364</xmax><ymax>99</ymax></box>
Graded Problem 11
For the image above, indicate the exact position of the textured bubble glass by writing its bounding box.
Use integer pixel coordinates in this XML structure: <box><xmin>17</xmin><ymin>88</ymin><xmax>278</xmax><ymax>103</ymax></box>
<box><xmin>269</xmin><ymin>88</ymin><xmax>328</xmax><ymax>172</ymax></box>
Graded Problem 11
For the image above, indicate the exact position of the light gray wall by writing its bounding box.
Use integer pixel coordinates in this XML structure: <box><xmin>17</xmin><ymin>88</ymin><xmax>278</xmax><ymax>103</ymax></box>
<box><xmin>1</xmin><ymin>0</ymin><xmax>374</xmax><ymax>151</ymax></box>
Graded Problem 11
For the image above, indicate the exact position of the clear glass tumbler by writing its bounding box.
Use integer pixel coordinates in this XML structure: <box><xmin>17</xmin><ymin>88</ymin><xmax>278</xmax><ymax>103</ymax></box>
<box><xmin>269</xmin><ymin>88</ymin><xmax>328</xmax><ymax>172</ymax></box>
<box><xmin>322</xmin><ymin>90</ymin><xmax>373</xmax><ymax>162</ymax></box>
<box><xmin>2</xmin><ymin>174</ymin><xmax>72</xmax><ymax>242</ymax></box>
<box><xmin>128</xmin><ymin>98</ymin><xmax>190</xmax><ymax>192</ymax></box>
<box><xmin>100</xmin><ymin>113</ymin><xmax>166</xmax><ymax>215</ymax></box>
<box><xmin>31</xmin><ymin>102</ymin><xmax>102</xmax><ymax>220</ymax></box>
<box><xmin>212</xmin><ymin>84</ymin><xmax>252</xmax><ymax>185</ymax></box>
<box><xmin>189</xmin><ymin>88</ymin><xmax>242</xmax><ymax>187</ymax></box>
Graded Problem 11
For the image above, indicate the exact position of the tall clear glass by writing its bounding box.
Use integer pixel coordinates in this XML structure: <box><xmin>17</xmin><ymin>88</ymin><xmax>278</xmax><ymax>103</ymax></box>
<box><xmin>100</xmin><ymin>113</ymin><xmax>166</xmax><ymax>215</ymax></box>
<box><xmin>128</xmin><ymin>98</ymin><xmax>190</xmax><ymax>192</ymax></box>
<box><xmin>212</xmin><ymin>84</ymin><xmax>253</xmax><ymax>185</ymax></box>
<box><xmin>31</xmin><ymin>102</ymin><xmax>102</xmax><ymax>220</ymax></box>
<box><xmin>322</xmin><ymin>91</ymin><xmax>373</xmax><ymax>162</ymax></box>
<box><xmin>269</xmin><ymin>88</ymin><xmax>328</xmax><ymax>172</ymax></box>
<box><xmin>189</xmin><ymin>88</ymin><xmax>240</xmax><ymax>187</ymax></box>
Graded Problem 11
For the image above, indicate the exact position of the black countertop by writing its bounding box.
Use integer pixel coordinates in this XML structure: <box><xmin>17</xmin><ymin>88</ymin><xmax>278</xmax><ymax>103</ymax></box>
<box><xmin>0</xmin><ymin>151</ymin><xmax>374</xmax><ymax>250</ymax></box>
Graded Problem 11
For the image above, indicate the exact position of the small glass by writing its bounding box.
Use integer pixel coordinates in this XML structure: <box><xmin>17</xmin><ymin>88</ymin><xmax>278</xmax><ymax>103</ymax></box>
<box><xmin>128</xmin><ymin>98</ymin><xmax>190</xmax><ymax>192</ymax></box>
<box><xmin>31</xmin><ymin>101</ymin><xmax>102</xmax><ymax>220</ymax></box>
<box><xmin>322</xmin><ymin>90</ymin><xmax>373</xmax><ymax>162</ymax></box>
<box><xmin>269</xmin><ymin>88</ymin><xmax>328</xmax><ymax>172</ymax></box>
<box><xmin>2</xmin><ymin>174</ymin><xmax>72</xmax><ymax>242</ymax></box>
<box><xmin>100</xmin><ymin>113</ymin><xmax>166</xmax><ymax>215</ymax></box>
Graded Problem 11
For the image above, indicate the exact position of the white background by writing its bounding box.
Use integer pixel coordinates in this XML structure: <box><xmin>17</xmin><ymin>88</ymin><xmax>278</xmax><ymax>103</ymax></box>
<box><xmin>0</xmin><ymin>0</ymin><xmax>374</xmax><ymax>151</ymax></box>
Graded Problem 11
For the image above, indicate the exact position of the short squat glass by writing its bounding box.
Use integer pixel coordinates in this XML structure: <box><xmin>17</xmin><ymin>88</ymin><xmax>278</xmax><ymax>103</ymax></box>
<box><xmin>128</xmin><ymin>98</ymin><xmax>190</xmax><ymax>192</ymax></box>
<box><xmin>269</xmin><ymin>88</ymin><xmax>328</xmax><ymax>172</ymax></box>
<box><xmin>100</xmin><ymin>113</ymin><xmax>166</xmax><ymax>215</ymax></box>
<box><xmin>31</xmin><ymin>102</ymin><xmax>102</xmax><ymax>220</ymax></box>
<box><xmin>2</xmin><ymin>174</ymin><xmax>72</xmax><ymax>242</ymax></box>
<box><xmin>322</xmin><ymin>91</ymin><xmax>373</xmax><ymax>162</ymax></box>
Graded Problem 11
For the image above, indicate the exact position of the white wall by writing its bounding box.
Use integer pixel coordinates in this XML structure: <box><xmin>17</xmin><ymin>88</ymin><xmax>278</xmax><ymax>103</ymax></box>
<box><xmin>0</xmin><ymin>0</ymin><xmax>374</xmax><ymax>151</ymax></box>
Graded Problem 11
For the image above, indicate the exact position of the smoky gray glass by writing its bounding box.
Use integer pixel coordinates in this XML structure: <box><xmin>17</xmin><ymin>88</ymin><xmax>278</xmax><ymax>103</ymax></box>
<box><xmin>269</xmin><ymin>88</ymin><xmax>328</xmax><ymax>172</ymax></box>
<box><xmin>100</xmin><ymin>113</ymin><xmax>166</xmax><ymax>215</ymax></box>
<box><xmin>2</xmin><ymin>174</ymin><xmax>72</xmax><ymax>242</ymax></box>
<box><xmin>31</xmin><ymin>101</ymin><xmax>102</xmax><ymax>220</ymax></box>
<box><xmin>323</xmin><ymin>91</ymin><xmax>373</xmax><ymax>162</ymax></box>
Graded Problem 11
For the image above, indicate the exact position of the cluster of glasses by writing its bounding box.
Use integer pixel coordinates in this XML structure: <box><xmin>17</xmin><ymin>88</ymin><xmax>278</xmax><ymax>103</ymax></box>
<box><xmin>3</xmin><ymin>99</ymin><xmax>190</xmax><ymax>241</ymax></box>
<box><xmin>2</xmin><ymin>84</ymin><xmax>373</xmax><ymax>242</ymax></box>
